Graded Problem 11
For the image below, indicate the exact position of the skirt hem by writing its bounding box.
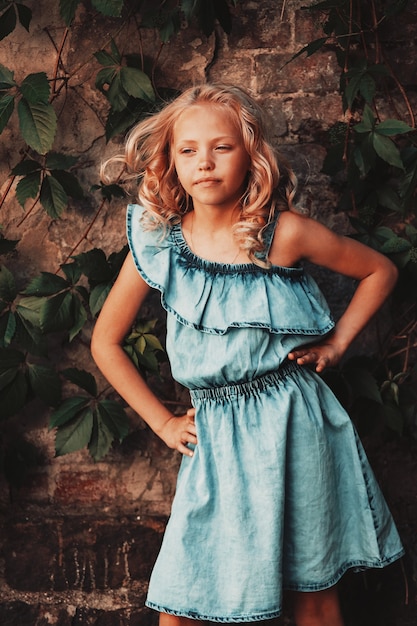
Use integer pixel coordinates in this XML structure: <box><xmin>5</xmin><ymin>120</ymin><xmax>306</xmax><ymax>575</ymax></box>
<box><xmin>146</xmin><ymin>550</ymin><xmax>405</xmax><ymax>623</ymax></box>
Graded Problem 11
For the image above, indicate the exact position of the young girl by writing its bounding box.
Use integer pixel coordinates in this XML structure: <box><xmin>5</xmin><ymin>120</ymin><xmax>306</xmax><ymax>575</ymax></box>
<box><xmin>91</xmin><ymin>84</ymin><xmax>404</xmax><ymax>626</ymax></box>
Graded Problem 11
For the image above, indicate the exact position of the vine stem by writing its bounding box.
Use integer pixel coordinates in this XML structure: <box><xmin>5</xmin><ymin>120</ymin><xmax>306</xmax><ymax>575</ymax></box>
<box><xmin>0</xmin><ymin>176</ymin><xmax>15</xmax><ymax>211</ymax></box>
<box><xmin>59</xmin><ymin>196</ymin><xmax>107</xmax><ymax>268</ymax></box>
<box><xmin>16</xmin><ymin>194</ymin><xmax>41</xmax><ymax>227</ymax></box>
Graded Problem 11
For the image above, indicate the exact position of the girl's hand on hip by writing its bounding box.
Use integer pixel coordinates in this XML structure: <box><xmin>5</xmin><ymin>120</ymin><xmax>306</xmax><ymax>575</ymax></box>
<box><xmin>159</xmin><ymin>408</ymin><xmax>197</xmax><ymax>457</ymax></box>
<box><xmin>288</xmin><ymin>342</ymin><xmax>342</xmax><ymax>373</ymax></box>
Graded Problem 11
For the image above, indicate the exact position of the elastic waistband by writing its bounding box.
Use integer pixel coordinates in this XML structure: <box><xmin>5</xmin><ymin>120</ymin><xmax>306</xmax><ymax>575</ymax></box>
<box><xmin>189</xmin><ymin>360</ymin><xmax>300</xmax><ymax>401</ymax></box>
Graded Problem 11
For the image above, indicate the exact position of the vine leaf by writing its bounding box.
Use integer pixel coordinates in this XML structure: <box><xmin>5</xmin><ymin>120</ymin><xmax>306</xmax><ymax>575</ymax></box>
<box><xmin>15</xmin><ymin>2</ymin><xmax>31</xmax><ymax>30</ymax></box>
<box><xmin>40</xmin><ymin>174</ymin><xmax>68</xmax><ymax>217</ymax></box>
<box><xmin>120</xmin><ymin>67</ymin><xmax>154</xmax><ymax>102</ymax></box>
<box><xmin>97</xmin><ymin>399</ymin><xmax>129</xmax><ymax>441</ymax></box>
<box><xmin>27</xmin><ymin>363</ymin><xmax>61</xmax><ymax>406</ymax></box>
<box><xmin>20</xmin><ymin>72</ymin><xmax>50</xmax><ymax>104</ymax></box>
<box><xmin>0</xmin><ymin>4</ymin><xmax>16</xmax><ymax>40</ymax></box>
<box><xmin>0</xmin><ymin>95</ymin><xmax>14</xmax><ymax>133</ymax></box>
<box><xmin>49</xmin><ymin>396</ymin><xmax>90</xmax><ymax>428</ymax></box>
<box><xmin>59</xmin><ymin>0</ymin><xmax>81</xmax><ymax>26</ymax></box>
<box><xmin>63</xmin><ymin>367</ymin><xmax>97</xmax><ymax>396</ymax></box>
<box><xmin>17</xmin><ymin>99</ymin><xmax>57</xmax><ymax>154</ymax></box>
<box><xmin>15</xmin><ymin>170</ymin><xmax>41</xmax><ymax>206</ymax></box>
<box><xmin>372</xmin><ymin>133</ymin><xmax>404</xmax><ymax>170</ymax></box>
<box><xmin>54</xmin><ymin>406</ymin><xmax>94</xmax><ymax>456</ymax></box>
<box><xmin>0</xmin><ymin>347</ymin><xmax>27</xmax><ymax>419</ymax></box>
<box><xmin>92</xmin><ymin>0</ymin><xmax>124</xmax><ymax>17</ymax></box>
<box><xmin>24</xmin><ymin>272</ymin><xmax>69</xmax><ymax>296</ymax></box>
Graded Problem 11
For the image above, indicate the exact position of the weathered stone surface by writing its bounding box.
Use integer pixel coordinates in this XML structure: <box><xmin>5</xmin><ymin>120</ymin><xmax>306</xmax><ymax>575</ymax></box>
<box><xmin>4</xmin><ymin>516</ymin><xmax>164</xmax><ymax>592</ymax></box>
<box><xmin>1</xmin><ymin>1</ymin><xmax>417</xmax><ymax>624</ymax></box>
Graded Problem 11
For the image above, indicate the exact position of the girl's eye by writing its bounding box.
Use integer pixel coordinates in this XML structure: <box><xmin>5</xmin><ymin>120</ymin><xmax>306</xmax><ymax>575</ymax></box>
<box><xmin>216</xmin><ymin>145</ymin><xmax>231</xmax><ymax>151</ymax></box>
<box><xmin>180</xmin><ymin>148</ymin><xmax>195</xmax><ymax>154</ymax></box>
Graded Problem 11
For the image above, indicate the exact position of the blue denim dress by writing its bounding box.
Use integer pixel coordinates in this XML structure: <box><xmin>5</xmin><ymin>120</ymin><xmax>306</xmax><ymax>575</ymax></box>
<box><xmin>127</xmin><ymin>204</ymin><xmax>404</xmax><ymax>623</ymax></box>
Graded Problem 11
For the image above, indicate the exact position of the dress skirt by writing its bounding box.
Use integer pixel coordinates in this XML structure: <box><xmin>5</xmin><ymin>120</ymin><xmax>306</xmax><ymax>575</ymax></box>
<box><xmin>145</xmin><ymin>362</ymin><xmax>404</xmax><ymax>623</ymax></box>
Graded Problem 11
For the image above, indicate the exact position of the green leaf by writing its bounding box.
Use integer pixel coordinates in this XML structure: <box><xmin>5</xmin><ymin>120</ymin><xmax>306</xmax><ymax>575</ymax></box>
<box><xmin>372</xmin><ymin>133</ymin><xmax>404</xmax><ymax>169</ymax></box>
<box><xmin>46</xmin><ymin>152</ymin><xmax>79</xmax><ymax>170</ymax></box>
<box><xmin>104</xmin><ymin>99</ymin><xmax>148</xmax><ymax>140</ymax></box>
<box><xmin>16</xmin><ymin>3</ymin><xmax>32</xmax><ymax>31</ymax></box>
<box><xmin>144</xmin><ymin>332</ymin><xmax>164</xmax><ymax>352</ymax></box>
<box><xmin>106</xmin><ymin>71</ymin><xmax>129</xmax><ymax>111</ymax></box>
<box><xmin>0</xmin><ymin>235</ymin><xmax>18</xmax><ymax>255</ymax></box>
<box><xmin>17</xmin><ymin>99</ymin><xmax>57</xmax><ymax>154</ymax></box>
<box><xmin>0</xmin><ymin>264</ymin><xmax>16</xmax><ymax>301</ymax></box>
<box><xmin>19</xmin><ymin>72</ymin><xmax>50</xmax><ymax>104</ymax></box>
<box><xmin>92</xmin><ymin>0</ymin><xmax>124</xmax><ymax>17</ymax></box>
<box><xmin>54</xmin><ymin>407</ymin><xmax>94</xmax><ymax>456</ymax></box>
<box><xmin>40</xmin><ymin>174</ymin><xmax>68</xmax><ymax>217</ymax></box>
<box><xmin>28</xmin><ymin>363</ymin><xmax>61</xmax><ymax>406</ymax></box>
<box><xmin>15</xmin><ymin>171</ymin><xmax>41</xmax><ymax>206</ymax></box>
<box><xmin>344</xmin><ymin>73</ymin><xmax>362</xmax><ymax>109</ymax></box>
<box><xmin>59</xmin><ymin>0</ymin><xmax>80</xmax><ymax>25</ymax></box>
<box><xmin>96</xmin><ymin>182</ymin><xmax>125</xmax><ymax>200</ymax></box>
<box><xmin>50</xmin><ymin>170</ymin><xmax>84</xmax><ymax>199</ymax></box>
<box><xmin>88</xmin><ymin>410</ymin><xmax>115</xmax><ymax>460</ymax></box>
<box><xmin>68</xmin><ymin>296</ymin><xmax>87</xmax><ymax>341</ymax></box>
<box><xmin>284</xmin><ymin>37</ymin><xmax>329</xmax><ymax>67</ymax></box>
<box><xmin>60</xmin><ymin>261</ymin><xmax>82</xmax><ymax>284</ymax></box>
<box><xmin>119</xmin><ymin>67</ymin><xmax>155</xmax><ymax>102</ymax></box>
<box><xmin>0</xmin><ymin>63</ymin><xmax>15</xmax><ymax>88</ymax></box>
<box><xmin>49</xmin><ymin>396</ymin><xmax>90</xmax><ymax>428</ymax></box>
<box><xmin>0</xmin><ymin>358</ymin><xmax>19</xmax><ymax>391</ymax></box>
<box><xmin>0</xmin><ymin>371</ymin><xmax>27</xmax><ymax>419</ymax></box>
<box><xmin>11</xmin><ymin>159</ymin><xmax>41</xmax><ymax>175</ymax></box>
<box><xmin>24</xmin><ymin>272</ymin><xmax>69</xmax><ymax>296</ymax></box>
<box><xmin>94</xmin><ymin>49</ymin><xmax>119</xmax><ymax>66</ymax></box>
<box><xmin>375</xmin><ymin>119</ymin><xmax>413</xmax><ymax>136</ymax></box>
<box><xmin>89</xmin><ymin>283</ymin><xmax>111</xmax><ymax>317</ymax></box>
<box><xmin>16</xmin><ymin>296</ymin><xmax>43</xmax><ymax>325</ymax></box>
<box><xmin>62</xmin><ymin>367</ymin><xmax>97</xmax><ymax>396</ymax></box>
<box><xmin>40</xmin><ymin>291</ymin><xmax>73</xmax><ymax>332</ymax></box>
<box><xmin>354</xmin><ymin>104</ymin><xmax>375</xmax><ymax>133</ymax></box>
<box><xmin>358</xmin><ymin>73</ymin><xmax>376</xmax><ymax>104</ymax></box>
<box><xmin>95</xmin><ymin>66</ymin><xmax>116</xmax><ymax>93</ymax></box>
<box><xmin>97</xmin><ymin>399</ymin><xmax>129</xmax><ymax>440</ymax></box>
<box><xmin>0</xmin><ymin>94</ymin><xmax>14</xmax><ymax>133</ymax></box>
<box><xmin>381</xmin><ymin>401</ymin><xmax>404</xmax><ymax>435</ymax></box>
<box><xmin>73</xmin><ymin>248</ymin><xmax>112</xmax><ymax>282</ymax></box>
<box><xmin>0</xmin><ymin>5</ymin><xmax>16</xmax><ymax>41</ymax></box>
<box><xmin>379</xmin><ymin>236</ymin><xmax>411</xmax><ymax>255</ymax></box>
<box><xmin>4</xmin><ymin>310</ymin><xmax>16</xmax><ymax>345</ymax></box>
<box><xmin>376</xmin><ymin>185</ymin><xmax>403</xmax><ymax>213</ymax></box>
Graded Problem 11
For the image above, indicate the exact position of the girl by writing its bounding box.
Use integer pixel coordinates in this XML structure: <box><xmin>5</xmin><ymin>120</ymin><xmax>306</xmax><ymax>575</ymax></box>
<box><xmin>91</xmin><ymin>84</ymin><xmax>404</xmax><ymax>626</ymax></box>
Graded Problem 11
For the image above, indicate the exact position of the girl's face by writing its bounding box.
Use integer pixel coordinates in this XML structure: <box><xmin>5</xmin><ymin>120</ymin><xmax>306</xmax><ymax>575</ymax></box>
<box><xmin>172</xmin><ymin>103</ymin><xmax>250</xmax><ymax>214</ymax></box>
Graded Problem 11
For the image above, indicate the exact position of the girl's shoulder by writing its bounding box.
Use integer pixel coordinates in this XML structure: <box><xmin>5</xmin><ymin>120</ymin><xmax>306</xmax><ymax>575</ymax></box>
<box><xmin>268</xmin><ymin>209</ymin><xmax>315</xmax><ymax>267</ymax></box>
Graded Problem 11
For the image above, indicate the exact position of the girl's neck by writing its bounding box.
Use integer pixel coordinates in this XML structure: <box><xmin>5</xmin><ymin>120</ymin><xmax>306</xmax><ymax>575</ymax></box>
<box><xmin>183</xmin><ymin>207</ymin><xmax>247</xmax><ymax>264</ymax></box>
<box><xmin>190</xmin><ymin>204</ymin><xmax>241</xmax><ymax>232</ymax></box>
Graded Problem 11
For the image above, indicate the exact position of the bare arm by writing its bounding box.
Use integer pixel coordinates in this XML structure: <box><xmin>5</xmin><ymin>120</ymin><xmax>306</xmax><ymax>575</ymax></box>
<box><xmin>270</xmin><ymin>211</ymin><xmax>398</xmax><ymax>372</ymax></box>
<box><xmin>91</xmin><ymin>252</ymin><xmax>196</xmax><ymax>456</ymax></box>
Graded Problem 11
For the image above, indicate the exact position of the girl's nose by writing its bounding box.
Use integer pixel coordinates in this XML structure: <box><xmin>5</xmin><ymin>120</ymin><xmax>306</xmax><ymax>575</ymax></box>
<box><xmin>198</xmin><ymin>151</ymin><xmax>214</xmax><ymax>170</ymax></box>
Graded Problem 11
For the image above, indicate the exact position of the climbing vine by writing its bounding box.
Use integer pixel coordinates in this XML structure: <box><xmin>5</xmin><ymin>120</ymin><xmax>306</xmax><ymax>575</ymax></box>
<box><xmin>1</xmin><ymin>0</ymin><xmax>416</xmax><ymax>467</ymax></box>
<box><xmin>0</xmin><ymin>0</ymin><xmax>237</xmax><ymax>461</ymax></box>
<box><xmin>296</xmin><ymin>0</ymin><xmax>417</xmax><ymax>439</ymax></box>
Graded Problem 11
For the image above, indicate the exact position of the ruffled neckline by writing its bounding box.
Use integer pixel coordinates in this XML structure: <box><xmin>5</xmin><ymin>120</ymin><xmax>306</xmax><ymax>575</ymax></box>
<box><xmin>170</xmin><ymin>221</ymin><xmax>304</xmax><ymax>277</ymax></box>
<box><xmin>126</xmin><ymin>204</ymin><xmax>335</xmax><ymax>336</ymax></box>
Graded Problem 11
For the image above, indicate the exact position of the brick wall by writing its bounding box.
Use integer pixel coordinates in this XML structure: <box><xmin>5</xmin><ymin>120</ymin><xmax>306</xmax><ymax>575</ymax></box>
<box><xmin>1</xmin><ymin>1</ymin><xmax>417</xmax><ymax>624</ymax></box>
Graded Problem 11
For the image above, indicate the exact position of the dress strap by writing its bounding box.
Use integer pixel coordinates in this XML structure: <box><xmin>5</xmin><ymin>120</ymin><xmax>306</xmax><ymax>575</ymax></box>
<box><xmin>255</xmin><ymin>210</ymin><xmax>281</xmax><ymax>262</ymax></box>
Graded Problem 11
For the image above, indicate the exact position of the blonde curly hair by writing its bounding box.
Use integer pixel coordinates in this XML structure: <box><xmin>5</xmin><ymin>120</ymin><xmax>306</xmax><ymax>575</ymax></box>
<box><xmin>103</xmin><ymin>83</ymin><xmax>297</xmax><ymax>266</ymax></box>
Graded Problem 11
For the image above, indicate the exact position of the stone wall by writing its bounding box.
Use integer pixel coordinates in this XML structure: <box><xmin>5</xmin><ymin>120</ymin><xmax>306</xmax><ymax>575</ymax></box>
<box><xmin>1</xmin><ymin>1</ymin><xmax>417</xmax><ymax>624</ymax></box>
